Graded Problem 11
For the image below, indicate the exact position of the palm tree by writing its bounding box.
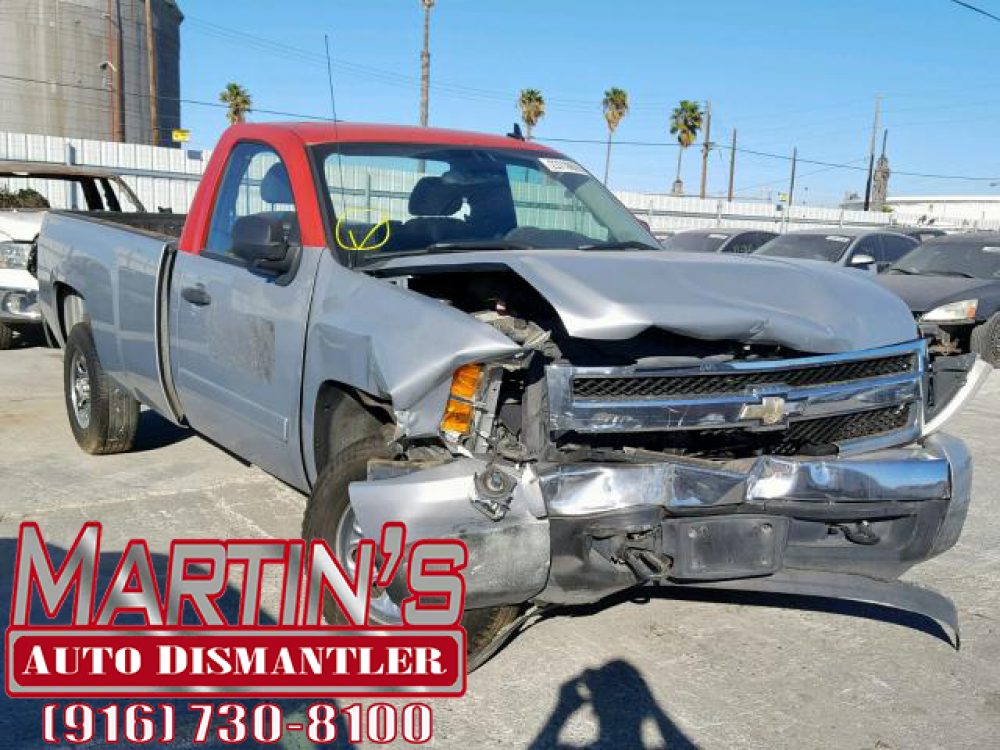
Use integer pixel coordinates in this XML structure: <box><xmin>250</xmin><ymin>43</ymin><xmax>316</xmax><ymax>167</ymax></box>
<box><xmin>219</xmin><ymin>83</ymin><xmax>252</xmax><ymax>126</ymax></box>
<box><xmin>518</xmin><ymin>89</ymin><xmax>546</xmax><ymax>139</ymax></box>
<box><xmin>419</xmin><ymin>0</ymin><xmax>435</xmax><ymax>126</ymax></box>
<box><xmin>669</xmin><ymin>100</ymin><xmax>704</xmax><ymax>195</ymax></box>
<box><xmin>601</xmin><ymin>87</ymin><xmax>629</xmax><ymax>185</ymax></box>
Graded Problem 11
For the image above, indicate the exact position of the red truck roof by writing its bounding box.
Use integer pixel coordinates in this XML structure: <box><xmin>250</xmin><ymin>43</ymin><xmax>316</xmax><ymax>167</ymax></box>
<box><xmin>226</xmin><ymin>121</ymin><xmax>557</xmax><ymax>152</ymax></box>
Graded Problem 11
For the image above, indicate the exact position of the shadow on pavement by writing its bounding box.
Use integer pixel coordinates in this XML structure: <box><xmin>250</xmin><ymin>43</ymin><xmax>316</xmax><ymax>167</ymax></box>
<box><xmin>562</xmin><ymin>584</ymin><xmax>953</xmax><ymax>646</ymax></box>
<box><xmin>131</xmin><ymin>409</ymin><xmax>193</xmax><ymax>452</ymax></box>
<box><xmin>0</xmin><ymin>536</ymin><xmax>355</xmax><ymax>750</ymax></box>
<box><xmin>528</xmin><ymin>659</ymin><xmax>698</xmax><ymax>750</ymax></box>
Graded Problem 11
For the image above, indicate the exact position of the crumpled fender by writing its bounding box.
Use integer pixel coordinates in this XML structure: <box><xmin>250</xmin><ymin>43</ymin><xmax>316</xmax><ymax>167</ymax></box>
<box><xmin>300</xmin><ymin>251</ymin><xmax>520</xmax><ymax>481</ymax></box>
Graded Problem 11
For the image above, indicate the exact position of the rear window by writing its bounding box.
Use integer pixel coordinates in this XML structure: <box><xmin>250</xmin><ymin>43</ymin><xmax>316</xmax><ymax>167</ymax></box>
<box><xmin>755</xmin><ymin>234</ymin><xmax>852</xmax><ymax>262</ymax></box>
<box><xmin>661</xmin><ymin>232</ymin><xmax>730</xmax><ymax>253</ymax></box>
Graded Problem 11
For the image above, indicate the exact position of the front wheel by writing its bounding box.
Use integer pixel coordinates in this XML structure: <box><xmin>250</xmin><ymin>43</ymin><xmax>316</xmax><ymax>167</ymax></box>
<box><xmin>970</xmin><ymin>314</ymin><xmax>1000</xmax><ymax>367</ymax></box>
<box><xmin>301</xmin><ymin>435</ymin><xmax>521</xmax><ymax>667</ymax></box>
<box><xmin>63</xmin><ymin>323</ymin><xmax>140</xmax><ymax>454</ymax></box>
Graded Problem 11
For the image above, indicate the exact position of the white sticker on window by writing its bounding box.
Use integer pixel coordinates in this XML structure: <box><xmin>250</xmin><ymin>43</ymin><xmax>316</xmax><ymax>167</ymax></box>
<box><xmin>826</xmin><ymin>235</ymin><xmax>851</xmax><ymax>243</ymax></box>
<box><xmin>539</xmin><ymin>158</ymin><xmax>589</xmax><ymax>176</ymax></box>
<box><xmin>709</xmin><ymin>234</ymin><xmax>730</xmax><ymax>240</ymax></box>
<box><xmin>983</xmin><ymin>246</ymin><xmax>1000</xmax><ymax>253</ymax></box>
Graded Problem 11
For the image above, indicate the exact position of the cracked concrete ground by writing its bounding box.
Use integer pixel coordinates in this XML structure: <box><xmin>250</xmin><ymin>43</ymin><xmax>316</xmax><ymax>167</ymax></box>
<box><xmin>1</xmin><ymin>345</ymin><xmax>999</xmax><ymax>749</ymax></box>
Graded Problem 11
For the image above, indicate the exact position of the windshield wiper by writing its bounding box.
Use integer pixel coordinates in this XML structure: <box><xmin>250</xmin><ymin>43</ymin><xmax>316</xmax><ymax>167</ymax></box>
<box><xmin>421</xmin><ymin>240</ymin><xmax>531</xmax><ymax>253</ymax></box>
<box><xmin>886</xmin><ymin>267</ymin><xmax>917</xmax><ymax>275</ymax></box>
<box><xmin>577</xmin><ymin>240</ymin><xmax>662</xmax><ymax>252</ymax></box>
<box><xmin>358</xmin><ymin>240</ymin><xmax>530</xmax><ymax>263</ymax></box>
<box><xmin>923</xmin><ymin>270</ymin><xmax>977</xmax><ymax>279</ymax></box>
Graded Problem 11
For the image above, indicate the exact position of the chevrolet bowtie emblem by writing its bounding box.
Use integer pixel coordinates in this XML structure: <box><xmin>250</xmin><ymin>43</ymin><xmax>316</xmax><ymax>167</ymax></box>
<box><xmin>738</xmin><ymin>396</ymin><xmax>788</xmax><ymax>426</ymax></box>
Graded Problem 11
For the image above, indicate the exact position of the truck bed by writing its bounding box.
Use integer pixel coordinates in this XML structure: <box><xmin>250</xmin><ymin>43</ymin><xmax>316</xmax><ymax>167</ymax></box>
<box><xmin>57</xmin><ymin>210</ymin><xmax>187</xmax><ymax>240</ymax></box>
<box><xmin>37</xmin><ymin>210</ymin><xmax>183</xmax><ymax>424</ymax></box>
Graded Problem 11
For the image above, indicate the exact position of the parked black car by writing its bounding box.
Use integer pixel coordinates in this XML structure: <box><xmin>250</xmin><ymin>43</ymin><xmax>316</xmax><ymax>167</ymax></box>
<box><xmin>660</xmin><ymin>228</ymin><xmax>777</xmax><ymax>254</ymax></box>
<box><xmin>754</xmin><ymin>228</ymin><xmax>919</xmax><ymax>272</ymax></box>
<box><xmin>878</xmin><ymin>232</ymin><xmax>1000</xmax><ymax>364</ymax></box>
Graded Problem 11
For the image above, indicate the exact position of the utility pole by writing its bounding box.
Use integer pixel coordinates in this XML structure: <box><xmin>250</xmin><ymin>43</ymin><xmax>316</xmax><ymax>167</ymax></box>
<box><xmin>727</xmin><ymin>128</ymin><xmax>737</xmax><ymax>202</ymax></box>
<box><xmin>863</xmin><ymin>95</ymin><xmax>882</xmax><ymax>211</ymax></box>
<box><xmin>699</xmin><ymin>100</ymin><xmax>712</xmax><ymax>199</ymax></box>
<box><xmin>786</xmin><ymin>147</ymin><xmax>797</xmax><ymax>231</ymax></box>
<box><xmin>144</xmin><ymin>0</ymin><xmax>159</xmax><ymax>146</ymax></box>
<box><xmin>419</xmin><ymin>0</ymin><xmax>435</xmax><ymax>127</ymax></box>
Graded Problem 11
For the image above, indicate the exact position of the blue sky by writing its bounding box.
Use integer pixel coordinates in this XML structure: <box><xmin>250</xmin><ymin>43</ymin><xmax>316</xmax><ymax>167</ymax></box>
<box><xmin>179</xmin><ymin>0</ymin><xmax>1000</xmax><ymax>205</ymax></box>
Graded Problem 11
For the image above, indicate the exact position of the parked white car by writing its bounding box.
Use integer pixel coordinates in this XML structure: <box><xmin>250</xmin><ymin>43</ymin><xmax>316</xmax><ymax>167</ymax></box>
<box><xmin>0</xmin><ymin>162</ymin><xmax>147</xmax><ymax>348</ymax></box>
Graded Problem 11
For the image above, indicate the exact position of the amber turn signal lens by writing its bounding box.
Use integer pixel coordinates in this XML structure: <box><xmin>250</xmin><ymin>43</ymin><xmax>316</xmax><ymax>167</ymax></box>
<box><xmin>450</xmin><ymin>363</ymin><xmax>483</xmax><ymax>401</ymax></box>
<box><xmin>439</xmin><ymin>364</ymin><xmax>484</xmax><ymax>436</ymax></box>
<box><xmin>440</xmin><ymin>399</ymin><xmax>475</xmax><ymax>435</ymax></box>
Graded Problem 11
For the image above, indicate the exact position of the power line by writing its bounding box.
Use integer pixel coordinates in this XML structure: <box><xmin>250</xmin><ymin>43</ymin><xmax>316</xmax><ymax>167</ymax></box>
<box><xmin>4</xmin><ymin>71</ymin><xmax>999</xmax><ymax>184</ymax></box>
<box><xmin>949</xmin><ymin>0</ymin><xmax>1000</xmax><ymax>24</ymax></box>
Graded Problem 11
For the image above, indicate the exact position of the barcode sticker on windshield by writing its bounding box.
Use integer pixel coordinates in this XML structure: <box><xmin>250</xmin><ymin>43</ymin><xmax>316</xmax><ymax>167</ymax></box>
<box><xmin>826</xmin><ymin>235</ymin><xmax>851</xmax><ymax>242</ymax></box>
<box><xmin>539</xmin><ymin>158</ymin><xmax>589</xmax><ymax>176</ymax></box>
<box><xmin>983</xmin><ymin>246</ymin><xmax>1000</xmax><ymax>253</ymax></box>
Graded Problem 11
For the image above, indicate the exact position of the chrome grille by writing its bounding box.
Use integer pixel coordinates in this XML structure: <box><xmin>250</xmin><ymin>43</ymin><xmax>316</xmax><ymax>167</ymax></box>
<box><xmin>546</xmin><ymin>342</ymin><xmax>926</xmax><ymax>450</ymax></box>
<box><xmin>572</xmin><ymin>353</ymin><xmax>916</xmax><ymax>401</ymax></box>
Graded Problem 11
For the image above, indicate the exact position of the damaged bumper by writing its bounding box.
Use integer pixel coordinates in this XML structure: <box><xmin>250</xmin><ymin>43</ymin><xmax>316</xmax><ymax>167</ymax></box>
<box><xmin>350</xmin><ymin>432</ymin><xmax>972</xmax><ymax>611</ymax></box>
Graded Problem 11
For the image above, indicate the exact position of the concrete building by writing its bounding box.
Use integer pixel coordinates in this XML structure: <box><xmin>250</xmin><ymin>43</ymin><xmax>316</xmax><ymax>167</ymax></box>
<box><xmin>0</xmin><ymin>0</ymin><xmax>183</xmax><ymax>146</ymax></box>
<box><xmin>843</xmin><ymin>195</ymin><xmax>1000</xmax><ymax>230</ymax></box>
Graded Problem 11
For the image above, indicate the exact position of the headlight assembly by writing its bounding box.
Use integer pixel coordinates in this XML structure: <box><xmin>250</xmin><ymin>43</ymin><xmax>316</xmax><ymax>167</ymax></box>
<box><xmin>921</xmin><ymin>299</ymin><xmax>978</xmax><ymax>323</ymax></box>
<box><xmin>0</xmin><ymin>241</ymin><xmax>31</xmax><ymax>270</ymax></box>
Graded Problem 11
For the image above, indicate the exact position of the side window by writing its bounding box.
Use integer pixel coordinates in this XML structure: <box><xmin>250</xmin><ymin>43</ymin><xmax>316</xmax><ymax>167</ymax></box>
<box><xmin>852</xmin><ymin>235</ymin><xmax>881</xmax><ymax>263</ymax></box>
<box><xmin>724</xmin><ymin>233</ymin><xmax>754</xmax><ymax>254</ymax></box>
<box><xmin>882</xmin><ymin>235</ymin><xmax>919</xmax><ymax>265</ymax></box>
<box><xmin>205</xmin><ymin>142</ymin><xmax>299</xmax><ymax>260</ymax></box>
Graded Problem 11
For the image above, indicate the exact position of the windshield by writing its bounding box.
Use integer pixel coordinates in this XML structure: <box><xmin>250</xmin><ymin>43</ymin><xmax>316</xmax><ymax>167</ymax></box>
<box><xmin>754</xmin><ymin>233</ymin><xmax>853</xmax><ymax>262</ymax></box>
<box><xmin>661</xmin><ymin>232</ymin><xmax>729</xmax><ymax>253</ymax></box>
<box><xmin>313</xmin><ymin>143</ymin><xmax>657</xmax><ymax>261</ymax></box>
<box><xmin>888</xmin><ymin>240</ymin><xmax>1000</xmax><ymax>279</ymax></box>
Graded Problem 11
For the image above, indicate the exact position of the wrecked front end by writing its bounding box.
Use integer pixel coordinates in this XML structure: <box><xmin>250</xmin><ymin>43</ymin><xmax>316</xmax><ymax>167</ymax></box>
<box><xmin>347</xmin><ymin>258</ymin><xmax>989</xmax><ymax>637</ymax></box>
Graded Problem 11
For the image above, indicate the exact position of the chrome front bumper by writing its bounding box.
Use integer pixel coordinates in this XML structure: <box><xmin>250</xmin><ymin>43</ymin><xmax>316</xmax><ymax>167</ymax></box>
<box><xmin>350</xmin><ymin>432</ymin><xmax>972</xmax><ymax>609</ymax></box>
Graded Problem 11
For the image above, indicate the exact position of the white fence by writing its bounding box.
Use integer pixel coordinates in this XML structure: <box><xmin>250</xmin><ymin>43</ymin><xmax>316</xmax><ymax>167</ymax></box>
<box><xmin>613</xmin><ymin>191</ymin><xmax>973</xmax><ymax>235</ymax></box>
<box><xmin>0</xmin><ymin>130</ymin><xmax>980</xmax><ymax>234</ymax></box>
<box><xmin>0</xmin><ymin>130</ymin><xmax>208</xmax><ymax>213</ymax></box>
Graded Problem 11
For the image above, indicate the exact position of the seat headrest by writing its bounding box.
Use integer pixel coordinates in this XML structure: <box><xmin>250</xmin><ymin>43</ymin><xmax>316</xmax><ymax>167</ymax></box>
<box><xmin>408</xmin><ymin>176</ymin><xmax>462</xmax><ymax>217</ymax></box>
<box><xmin>261</xmin><ymin>162</ymin><xmax>294</xmax><ymax>205</ymax></box>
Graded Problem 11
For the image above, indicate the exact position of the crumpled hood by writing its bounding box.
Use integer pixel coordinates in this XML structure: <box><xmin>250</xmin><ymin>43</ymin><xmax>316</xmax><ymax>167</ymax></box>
<box><xmin>0</xmin><ymin>211</ymin><xmax>45</xmax><ymax>242</ymax></box>
<box><xmin>374</xmin><ymin>249</ymin><xmax>918</xmax><ymax>353</ymax></box>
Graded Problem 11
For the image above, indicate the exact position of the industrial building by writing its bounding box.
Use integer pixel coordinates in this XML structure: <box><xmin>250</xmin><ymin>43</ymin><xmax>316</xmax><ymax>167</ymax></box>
<box><xmin>0</xmin><ymin>0</ymin><xmax>183</xmax><ymax>146</ymax></box>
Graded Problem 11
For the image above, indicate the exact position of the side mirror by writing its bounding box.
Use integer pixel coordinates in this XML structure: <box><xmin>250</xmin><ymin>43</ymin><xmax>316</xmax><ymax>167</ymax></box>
<box><xmin>850</xmin><ymin>253</ymin><xmax>876</xmax><ymax>271</ymax></box>
<box><xmin>231</xmin><ymin>215</ymin><xmax>292</xmax><ymax>274</ymax></box>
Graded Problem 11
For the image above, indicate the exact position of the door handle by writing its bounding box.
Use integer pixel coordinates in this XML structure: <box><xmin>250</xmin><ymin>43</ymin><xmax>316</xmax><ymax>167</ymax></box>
<box><xmin>181</xmin><ymin>285</ymin><xmax>212</xmax><ymax>306</ymax></box>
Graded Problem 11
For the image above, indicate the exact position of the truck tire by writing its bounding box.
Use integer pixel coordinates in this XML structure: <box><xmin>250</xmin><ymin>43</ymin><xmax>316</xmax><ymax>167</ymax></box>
<box><xmin>0</xmin><ymin>323</ymin><xmax>12</xmax><ymax>350</ymax></box>
<box><xmin>970</xmin><ymin>314</ymin><xmax>1000</xmax><ymax>367</ymax></box>
<box><xmin>63</xmin><ymin>323</ymin><xmax>140</xmax><ymax>454</ymax></box>
<box><xmin>302</xmin><ymin>435</ymin><xmax>521</xmax><ymax>667</ymax></box>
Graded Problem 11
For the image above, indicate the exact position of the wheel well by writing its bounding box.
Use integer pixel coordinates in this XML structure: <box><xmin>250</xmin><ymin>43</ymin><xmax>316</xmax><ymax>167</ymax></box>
<box><xmin>313</xmin><ymin>382</ymin><xmax>393</xmax><ymax>473</ymax></box>
<box><xmin>54</xmin><ymin>283</ymin><xmax>87</xmax><ymax>341</ymax></box>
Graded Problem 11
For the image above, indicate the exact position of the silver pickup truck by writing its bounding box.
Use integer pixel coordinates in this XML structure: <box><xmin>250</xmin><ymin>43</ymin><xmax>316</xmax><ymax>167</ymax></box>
<box><xmin>38</xmin><ymin>122</ymin><xmax>989</xmax><ymax>663</ymax></box>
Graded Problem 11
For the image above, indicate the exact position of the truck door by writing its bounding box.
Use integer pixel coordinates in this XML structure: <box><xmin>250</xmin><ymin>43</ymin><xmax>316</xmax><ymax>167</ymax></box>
<box><xmin>169</xmin><ymin>142</ymin><xmax>318</xmax><ymax>488</ymax></box>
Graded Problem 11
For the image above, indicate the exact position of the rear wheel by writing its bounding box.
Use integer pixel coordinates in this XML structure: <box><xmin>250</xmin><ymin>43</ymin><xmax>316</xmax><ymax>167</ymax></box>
<box><xmin>0</xmin><ymin>323</ymin><xmax>12</xmax><ymax>350</ymax></box>
<box><xmin>63</xmin><ymin>323</ymin><xmax>140</xmax><ymax>454</ymax></box>
<box><xmin>970</xmin><ymin>314</ymin><xmax>1000</xmax><ymax>367</ymax></box>
<box><xmin>302</xmin><ymin>434</ymin><xmax>521</xmax><ymax>668</ymax></box>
